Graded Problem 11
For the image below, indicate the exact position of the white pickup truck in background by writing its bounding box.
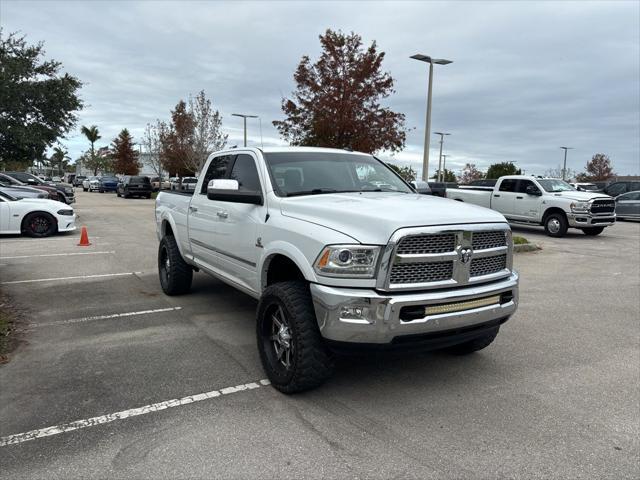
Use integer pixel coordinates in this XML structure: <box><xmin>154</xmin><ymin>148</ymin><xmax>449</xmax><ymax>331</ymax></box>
<box><xmin>446</xmin><ymin>175</ymin><xmax>616</xmax><ymax>237</ymax></box>
<box><xmin>155</xmin><ymin>147</ymin><xmax>519</xmax><ymax>393</ymax></box>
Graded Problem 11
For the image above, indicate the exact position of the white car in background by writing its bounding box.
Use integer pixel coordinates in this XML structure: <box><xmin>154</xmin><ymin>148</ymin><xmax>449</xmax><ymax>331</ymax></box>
<box><xmin>0</xmin><ymin>190</ymin><xmax>77</xmax><ymax>237</ymax></box>
<box><xmin>82</xmin><ymin>176</ymin><xmax>100</xmax><ymax>192</ymax></box>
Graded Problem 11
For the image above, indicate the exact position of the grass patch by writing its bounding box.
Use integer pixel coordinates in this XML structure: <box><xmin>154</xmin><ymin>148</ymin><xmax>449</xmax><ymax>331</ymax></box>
<box><xmin>151</xmin><ymin>191</ymin><xmax>159</xmax><ymax>200</ymax></box>
<box><xmin>0</xmin><ymin>290</ymin><xmax>20</xmax><ymax>363</ymax></box>
<box><xmin>513</xmin><ymin>235</ymin><xmax>529</xmax><ymax>245</ymax></box>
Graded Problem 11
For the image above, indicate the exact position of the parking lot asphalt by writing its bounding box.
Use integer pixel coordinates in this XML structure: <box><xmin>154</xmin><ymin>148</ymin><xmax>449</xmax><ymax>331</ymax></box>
<box><xmin>1</xmin><ymin>191</ymin><xmax>639</xmax><ymax>479</ymax></box>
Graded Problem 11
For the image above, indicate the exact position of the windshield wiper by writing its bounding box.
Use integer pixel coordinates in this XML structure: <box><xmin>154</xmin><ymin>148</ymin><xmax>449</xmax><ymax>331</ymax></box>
<box><xmin>286</xmin><ymin>188</ymin><xmax>340</xmax><ymax>197</ymax></box>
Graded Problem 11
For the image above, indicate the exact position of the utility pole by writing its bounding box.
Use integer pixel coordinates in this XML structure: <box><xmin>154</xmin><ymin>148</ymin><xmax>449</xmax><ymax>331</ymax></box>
<box><xmin>232</xmin><ymin>113</ymin><xmax>258</xmax><ymax>147</ymax></box>
<box><xmin>434</xmin><ymin>131</ymin><xmax>451</xmax><ymax>182</ymax></box>
<box><xmin>410</xmin><ymin>54</ymin><xmax>453</xmax><ymax>181</ymax></box>
<box><xmin>560</xmin><ymin>146</ymin><xmax>573</xmax><ymax>180</ymax></box>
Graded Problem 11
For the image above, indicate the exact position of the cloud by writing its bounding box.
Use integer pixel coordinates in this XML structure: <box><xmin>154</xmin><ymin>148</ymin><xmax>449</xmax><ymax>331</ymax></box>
<box><xmin>3</xmin><ymin>0</ymin><xmax>639</xmax><ymax>176</ymax></box>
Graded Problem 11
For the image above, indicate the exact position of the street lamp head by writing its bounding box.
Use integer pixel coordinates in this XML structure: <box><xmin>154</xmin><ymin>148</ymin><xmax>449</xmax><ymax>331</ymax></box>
<box><xmin>232</xmin><ymin>113</ymin><xmax>258</xmax><ymax>119</ymax></box>
<box><xmin>434</xmin><ymin>131</ymin><xmax>451</xmax><ymax>136</ymax></box>
<box><xmin>560</xmin><ymin>146</ymin><xmax>574</xmax><ymax>150</ymax></box>
<box><xmin>411</xmin><ymin>54</ymin><xmax>453</xmax><ymax>65</ymax></box>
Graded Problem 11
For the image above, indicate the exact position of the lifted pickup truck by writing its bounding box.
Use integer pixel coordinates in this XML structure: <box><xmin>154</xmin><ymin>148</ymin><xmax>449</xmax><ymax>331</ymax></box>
<box><xmin>156</xmin><ymin>147</ymin><xmax>519</xmax><ymax>392</ymax></box>
<box><xmin>447</xmin><ymin>176</ymin><xmax>616</xmax><ymax>237</ymax></box>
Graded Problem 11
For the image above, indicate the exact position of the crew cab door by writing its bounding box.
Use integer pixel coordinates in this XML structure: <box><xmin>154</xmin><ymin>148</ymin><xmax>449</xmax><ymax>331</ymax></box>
<box><xmin>512</xmin><ymin>179</ymin><xmax>542</xmax><ymax>221</ymax></box>
<box><xmin>208</xmin><ymin>153</ymin><xmax>266</xmax><ymax>292</ymax></box>
<box><xmin>491</xmin><ymin>179</ymin><xmax>517</xmax><ymax>217</ymax></box>
<box><xmin>188</xmin><ymin>154</ymin><xmax>234</xmax><ymax>271</ymax></box>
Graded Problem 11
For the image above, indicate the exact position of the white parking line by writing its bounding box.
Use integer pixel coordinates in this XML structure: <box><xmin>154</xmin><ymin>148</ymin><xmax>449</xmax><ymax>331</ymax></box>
<box><xmin>34</xmin><ymin>307</ymin><xmax>183</xmax><ymax>327</ymax></box>
<box><xmin>0</xmin><ymin>236</ymin><xmax>101</xmax><ymax>244</ymax></box>
<box><xmin>2</xmin><ymin>251</ymin><xmax>115</xmax><ymax>260</ymax></box>
<box><xmin>0</xmin><ymin>379</ymin><xmax>271</xmax><ymax>447</ymax></box>
<box><xmin>1</xmin><ymin>272</ymin><xmax>143</xmax><ymax>285</ymax></box>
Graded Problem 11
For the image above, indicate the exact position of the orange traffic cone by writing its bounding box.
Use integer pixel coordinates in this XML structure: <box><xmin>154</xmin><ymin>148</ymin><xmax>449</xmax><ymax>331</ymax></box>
<box><xmin>77</xmin><ymin>226</ymin><xmax>91</xmax><ymax>246</ymax></box>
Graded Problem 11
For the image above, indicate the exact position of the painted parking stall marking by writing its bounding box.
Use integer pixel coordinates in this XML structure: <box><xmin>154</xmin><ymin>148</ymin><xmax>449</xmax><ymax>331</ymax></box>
<box><xmin>2</xmin><ymin>251</ymin><xmax>115</xmax><ymax>260</ymax></box>
<box><xmin>34</xmin><ymin>307</ymin><xmax>183</xmax><ymax>327</ymax></box>
<box><xmin>0</xmin><ymin>379</ymin><xmax>271</xmax><ymax>447</ymax></box>
<box><xmin>1</xmin><ymin>271</ymin><xmax>143</xmax><ymax>285</ymax></box>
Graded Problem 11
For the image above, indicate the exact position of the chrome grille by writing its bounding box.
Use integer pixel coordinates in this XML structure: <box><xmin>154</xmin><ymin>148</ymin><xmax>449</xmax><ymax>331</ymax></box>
<box><xmin>590</xmin><ymin>199</ymin><xmax>615</xmax><ymax>215</ymax></box>
<box><xmin>472</xmin><ymin>231</ymin><xmax>506</xmax><ymax>250</ymax></box>
<box><xmin>396</xmin><ymin>233</ymin><xmax>456</xmax><ymax>254</ymax></box>
<box><xmin>470</xmin><ymin>255</ymin><xmax>507</xmax><ymax>277</ymax></box>
<box><xmin>389</xmin><ymin>261</ymin><xmax>454</xmax><ymax>284</ymax></box>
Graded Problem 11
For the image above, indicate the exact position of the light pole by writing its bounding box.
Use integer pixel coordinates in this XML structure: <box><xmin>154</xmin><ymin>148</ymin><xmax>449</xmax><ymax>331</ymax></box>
<box><xmin>434</xmin><ymin>131</ymin><xmax>451</xmax><ymax>182</ymax></box>
<box><xmin>411</xmin><ymin>54</ymin><xmax>453</xmax><ymax>181</ymax></box>
<box><xmin>232</xmin><ymin>113</ymin><xmax>258</xmax><ymax>147</ymax></box>
<box><xmin>560</xmin><ymin>146</ymin><xmax>573</xmax><ymax>180</ymax></box>
<box><xmin>442</xmin><ymin>154</ymin><xmax>449</xmax><ymax>180</ymax></box>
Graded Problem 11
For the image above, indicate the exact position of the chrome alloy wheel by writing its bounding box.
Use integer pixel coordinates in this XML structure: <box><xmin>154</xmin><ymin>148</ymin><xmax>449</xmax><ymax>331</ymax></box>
<box><xmin>547</xmin><ymin>217</ymin><xmax>561</xmax><ymax>234</ymax></box>
<box><xmin>269</xmin><ymin>306</ymin><xmax>294</xmax><ymax>369</ymax></box>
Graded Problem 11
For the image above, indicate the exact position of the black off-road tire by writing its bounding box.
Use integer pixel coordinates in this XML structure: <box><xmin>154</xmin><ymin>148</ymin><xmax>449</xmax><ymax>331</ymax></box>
<box><xmin>544</xmin><ymin>212</ymin><xmax>568</xmax><ymax>237</ymax></box>
<box><xmin>446</xmin><ymin>328</ymin><xmax>499</xmax><ymax>355</ymax></box>
<box><xmin>116</xmin><ymin>191</ymin><xmax>121</xmax><ymax>197</ymax></box>
<box><xmin>23</xmin><ymin>211</ymin><xmax>57</xmax><ymax>238</ymax></box>
<box><xmin>158</xmin><ymin>235</ymin><xmax>193</xmax><ymax>295</ymax></box>
<box><xmin>582</xmin><ymin>227</ymin><xmax>605</xmax><ymax>236</ymax></box>
<box><xmin>257</xmin><ymin>281</ymin><xmax>334</xmax><ymax>393</ymax></box>
<box><xmin>83</xmin><ymin>187</ymin><xmax>88</xmax><ymax>192</ymax></box>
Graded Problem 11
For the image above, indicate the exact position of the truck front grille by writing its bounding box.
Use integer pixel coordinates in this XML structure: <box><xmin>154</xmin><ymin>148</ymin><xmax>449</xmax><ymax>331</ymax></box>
<box><xmin>389</xmin><ymin>261</ymin><xmax>454</xmax><ymax>284</ymax></box>
<box><xmin>470</xmin><ymin>254</ymin><xmax>507</xmax><ymax>277</ymax></box>
<box><xmin>472</xmin><ymin>231</ymin><xmax>506</xmax><ymax>250</ymax></box>
<box><xmin>590</xmin><ymin>199</ymin><xmax>616</xmax><ymax>215</ymax></box>
<box><xmin>384</xmin><ymin>225</ymin><xmax>512</xmax><ymax>291</ymax></box>
<box><xmin>396</xmin><ymin>233</ymin><xmax>456</xmax><ymax>254</ymax></box>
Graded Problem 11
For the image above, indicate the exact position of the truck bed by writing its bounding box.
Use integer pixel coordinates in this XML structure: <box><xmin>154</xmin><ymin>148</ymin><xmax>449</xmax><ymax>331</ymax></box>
<box><xmin>446</xmin><ymin>187</ymin><xmax>492</xmax><ymax>208</ymax></box>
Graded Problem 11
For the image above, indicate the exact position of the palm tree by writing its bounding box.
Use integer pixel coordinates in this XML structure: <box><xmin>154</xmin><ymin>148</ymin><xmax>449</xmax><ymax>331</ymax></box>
<box><xmin>81</xmin><ymin>125</ymin><xmax>101</xmax><ymax>172</ymax></box>
<box><xmin>51</xmin><ymin>146</ymin><xmax>69</xmax><ymax>177</ymax></box>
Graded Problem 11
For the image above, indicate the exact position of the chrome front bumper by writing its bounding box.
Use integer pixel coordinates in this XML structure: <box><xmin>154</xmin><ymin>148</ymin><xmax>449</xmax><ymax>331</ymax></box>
<box><xmin>567</xmin><ymin>213</ymin><xmax>615</xmax><ymax>227</ymax></box>
<box><xmin>310</xmin><ymin>271</ymin><xmax>519</xmax><ymax>344</ymax></box>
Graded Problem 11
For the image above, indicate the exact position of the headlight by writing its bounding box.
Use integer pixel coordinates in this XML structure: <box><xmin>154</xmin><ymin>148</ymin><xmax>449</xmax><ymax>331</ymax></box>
<box><xmin>570</xmin><ymin>201</ymin><xmax>590</xmax><ymax>212</ymax></box>
<box><xmin>57</xmin><ymin>209</ymin><xmax>73</xmax><ymax>216</ymax></box>
<box><xmin>314</xmin><ymin>245</ymin><xmax>381</xmax><ymax>278</ymax></box>
<box><xmin>65</xmin><ymin>187</ymin><xmax>73</xmax><ymax>193</ymax></box>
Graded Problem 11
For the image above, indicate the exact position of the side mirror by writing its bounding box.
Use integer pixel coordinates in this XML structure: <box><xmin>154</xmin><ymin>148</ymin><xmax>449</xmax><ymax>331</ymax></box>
<box><xmin>526</xmin><ymin>185</ymin><xmax>541</xmax><ymax>196</ymax></box>
<box><xmin>207</xmin><ymin>179</ymin><xmax>263</xmax><ymax>205</ymax></box>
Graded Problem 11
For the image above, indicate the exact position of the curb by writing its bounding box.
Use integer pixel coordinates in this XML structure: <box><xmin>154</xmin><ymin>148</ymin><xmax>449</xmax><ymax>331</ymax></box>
<box><xmin>514</xmin><ymin>243</ymin><xmax>540</xmax><ymax>253</ymax></box>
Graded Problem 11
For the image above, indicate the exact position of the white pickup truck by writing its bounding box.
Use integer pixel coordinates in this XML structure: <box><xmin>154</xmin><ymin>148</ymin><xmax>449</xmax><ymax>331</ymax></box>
<box><xmin>447</xmin><ymin>175</ymin><xmax>616</xmax><ymax>237</ymax></box>
<box><xmin>155</xmin><ymin>147</ymin><xmax>519</xmax><ymax>392</ymax></box>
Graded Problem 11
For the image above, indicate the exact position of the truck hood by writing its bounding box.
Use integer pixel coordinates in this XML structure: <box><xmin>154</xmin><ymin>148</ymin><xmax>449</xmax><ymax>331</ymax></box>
<box><xmin>280</xmin><ymin>192</ymin><xmax>507</xmax><ymax>244</ymax></box>
<box><xmin>548</xmin><ymin>191</ymin><xmax>611</xmax><ymax>201</ymax></box>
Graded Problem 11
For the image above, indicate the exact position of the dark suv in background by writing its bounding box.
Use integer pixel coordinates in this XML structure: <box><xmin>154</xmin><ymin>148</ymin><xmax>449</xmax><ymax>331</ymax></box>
<box><xmin>3</xmin><ymin>172</ymin><xmax>75</xmax><ymax>203</ymax></box>
<box><xmin>601</xmin><ymin>181</ymin><xmax>640</xmax><ymax>197</ymax></box>
<box><xmin>117</xmin><ymin>176</ymin><xmax>152</xmax><ymax>198</ymax></box>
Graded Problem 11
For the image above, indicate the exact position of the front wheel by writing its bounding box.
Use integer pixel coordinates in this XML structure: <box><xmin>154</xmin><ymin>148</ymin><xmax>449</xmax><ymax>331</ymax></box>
<box><xmin>158</xmin><ymin>235</ymin><xmax>193</xmax><ymax>295</ymax></box>
<box><xmin>582</xmin><ymin>227</ymin><xmax>605</xmax><ymax>236</ymax></box>
<box><xmin>83</xmin><ymin>187</ymin><xmax>88</xmax><ymax>192</ymax></box>
<box><xmin>446</xmin><ymin>328</ymin><xmax>499</xmax><ymax>355</ymax></box>
<box><xmin>544</xmin><ymin>212</ymin><xmax>568</xmax><ymax>237</ymax></box>
<box><xmin>23</xmin><ymin>212</ymin><xmax>57</xmax><ymax>238</ymax></box>
<box><xmin>257</xmin><ymin>282</ymin><xmax>334</xmax><ymax>393</ymax></box>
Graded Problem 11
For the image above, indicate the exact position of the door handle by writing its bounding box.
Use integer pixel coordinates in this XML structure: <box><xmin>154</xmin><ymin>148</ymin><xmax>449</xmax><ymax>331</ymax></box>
<box><xmin>217</xmin><ymin>211</ymin><xmax>228</xmax><ymax>218</ymax></box>
<box><xmin>516</xmin><ymin>196</ymin><xmax>523</xmax><ymax>199</ymax></box>
<box><xmin>493</xmin><ymin>194</ymin><xmax>501</xmax><ymax>198</ymax></box>
<box><xmin>189</xmin><ymin>206</ymin><xmax>198</xmax><ymax>212</ymax></box>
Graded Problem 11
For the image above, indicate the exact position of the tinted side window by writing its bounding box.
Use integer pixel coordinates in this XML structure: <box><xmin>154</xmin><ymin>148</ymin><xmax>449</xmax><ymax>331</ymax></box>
<box><xmin>499</xmin><ymin>179</ymin><xmax>517</xmax><ymax>192</ymax></box>
<box><xmin>606</xmin><ymin>183</ymin><xmax>626</xmax><ymax>196</ymax></box>
<box><xmin>201</xmin><ymin>155</ymin><xmax>232</xmax><ymax>194</ymax></box>
<box><xmin>229</xmin><ymin>154</ymin><xmax>261</xmax><ymax>191</ymax></box>
<box><xmin>516</xmin><ymin>180</ymin><xmax>538</xmax><ymax>194</ymax></box>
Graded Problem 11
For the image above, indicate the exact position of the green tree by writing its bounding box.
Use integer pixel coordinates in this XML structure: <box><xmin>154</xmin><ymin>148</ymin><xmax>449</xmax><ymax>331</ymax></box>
<box><xmin>486</xmin><ymin>162</ymin><xmax>521</xmax><ymax>179</ymax></box>
<box><xmin>81</xmin><ymin>125</ymin><xmax>101</xmax><ymax>173</ymax></box>
<box><xmin>50</xmin><ymin>146</ymin><xmax>70</xmax><ymax>176</ymax></box>
<box><xmin>160</xmin><ymin>100</ymin><xmax>195</xmax><ymax>177</ymax></box>
<box><xmin>274</xmin><ymin>29</ymin><xmax>407</xmax><ymax>153</ymax></box>
<box><xmin>112</xmin><ymin>129</ymin><xmax>140</xmax><ymax>175</ymax></box>
<box><xmin>431</xmin><ymin>168</ymin><xmax>457</xmax><ymax>182</ymax></box>
<box><xmin>0</xmin><ymin>30</ymin><xmax>83</xmax><ymax>169</ymax></box>
<box><xmin>386</xmin><ymin>163</ymin><xmax>416</xmax><ymax>182</ymax></box>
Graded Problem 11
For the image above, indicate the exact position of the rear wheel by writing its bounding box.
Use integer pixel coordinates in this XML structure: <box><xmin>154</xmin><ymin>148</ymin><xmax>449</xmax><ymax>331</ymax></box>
<box><xmin>446</xmin><ymin>328</ymin><xmax>499</xmax><ymax>355</ymax></box>
<box><xmin>158</xmin><ymin>235</ymin><xmax>193</xmax><ymax>295</ymax></box>
<box><xmin>23</xmin><ymin>212</ymin><xmax>57</xmax><ymax>238</ymax></box>
<box><xmin>582</xmin><ymin>227</ymin><xmax>605</xmax><ymax>236</ymax></box>
<box><xmin>544</xmin><ymin>212</ymin><xmax>568</xmax><ymax>237</ymax></box>
<box><xmin>257</xmin><ymin>282</ymin><xmax>334</xmax><ymax>393</ymax></box>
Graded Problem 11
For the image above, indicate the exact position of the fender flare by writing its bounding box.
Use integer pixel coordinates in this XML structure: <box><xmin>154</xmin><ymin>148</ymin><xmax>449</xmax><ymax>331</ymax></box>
<box><xmin>259</xmin><ymin>241</ymin><xmax>318</xmax><ymax>292</ymax></box>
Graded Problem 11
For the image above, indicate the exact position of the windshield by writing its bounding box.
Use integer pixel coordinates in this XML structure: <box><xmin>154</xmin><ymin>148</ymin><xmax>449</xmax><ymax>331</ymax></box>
<box><xmin>0</xmin><ymin>190</ymin><xmax>17</xmax><ymax>201</ymax></box>
<box><xmin>100</xmin><ymin>177</ymin><xmax>118</xmax><ymax>182</ymax></box>
<box><xmin>263</xmin><ymin>152</ymin><xmax>412</xmax><ymax>197</ymax></box>
<box><xmin>537</xmin><ymin>179</ymin><xmax>576</xmax><ymax>192</ymax></box>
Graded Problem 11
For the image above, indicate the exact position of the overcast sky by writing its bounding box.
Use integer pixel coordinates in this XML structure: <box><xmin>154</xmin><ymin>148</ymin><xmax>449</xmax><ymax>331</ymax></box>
<box><xmin>3</xmin><ymin>0</ymin><xmax>639</xmax><ymax>177</ymax></box>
